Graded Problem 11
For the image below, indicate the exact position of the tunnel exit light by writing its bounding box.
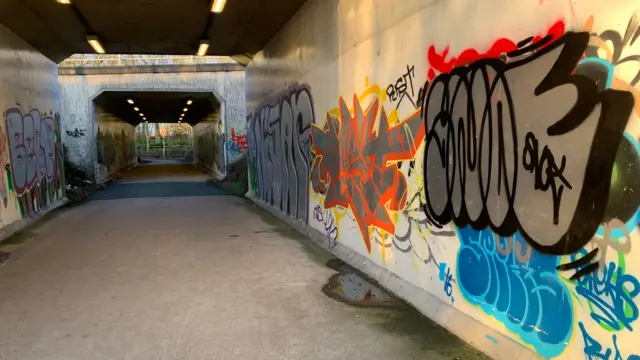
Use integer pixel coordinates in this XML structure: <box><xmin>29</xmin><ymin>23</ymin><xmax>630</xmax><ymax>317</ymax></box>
<box><xmin>86</xmin><ymin>35</ymin><xmax>105</xmax><ymax>54</ymax></box>
<box><xmin>211</xmin><ymin>0</ymin><xmax>227</xmax><ymax>13</ymax></box>
<box><xmin>197</xmin><ymin>40</ymin><xmax>209</xmax><ymax>56</ymax></box>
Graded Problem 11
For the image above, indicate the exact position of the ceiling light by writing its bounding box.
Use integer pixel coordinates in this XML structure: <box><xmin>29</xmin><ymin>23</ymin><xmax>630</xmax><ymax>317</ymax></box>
<box><xmin>183</xmin><ymin>108</ymin><xmax>188</xmax><ymax>112</ymax></box>
<box><xmin>86</xmin><ymin>35</ymin><xmax>105</xmax><ymax>54</ymax></box>
<box><xmin>186</xmin><ymin>99</ymin><xmax>193</xmax><ymax>105</ymax></box>
<box><xmin>56</xmin><ymin>0</ymin><xmax>71</xmax><ymax>4</ymax></box>
<box><xmin>197</xmin><ymin>40</ymin><xmax>209</xmax><ymax>56</ymax></box>
<box><xmin>133</xmin><ymin>107</ymin><xmax>140</xmax><ymax>111</ymax></box>
<box><xmin>127</xmin><ymin>99</ymin><xmax>134</xmax><ymax>104</ymax></box>
<box><xmin>143</xmin><ymin>117</ymin><xmax>146</xmax><ymax>120</ymax></box>
<box><xmin>181</xmin><ymin>113</ymin><xmax>185</xmax><ymax>117</ymax></box>
<box><xmin>139</xmin><ymin>113</ymin><xmax>144</xmax><ymax>116</ymax></box>
<box><xmin>211</xmin><ymin>0</ymin><xmax>227</xmax><ymax>13</ymax></box>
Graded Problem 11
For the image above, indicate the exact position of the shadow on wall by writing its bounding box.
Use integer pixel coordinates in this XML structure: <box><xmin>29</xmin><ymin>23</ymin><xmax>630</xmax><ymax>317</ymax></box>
<box><xmin>247</xmin><ymin>11</ymin><xmax>640</xmax><ymax>360</ymax></box>
<box><xmin>1</xmin><ymin>107</ymin><xmax>65</xmax><ymax>219</ymax></box>
<box><xmin>194</xmin><ymin>129</ymin><xmax>225</xmax><ymax>173</ymax></box>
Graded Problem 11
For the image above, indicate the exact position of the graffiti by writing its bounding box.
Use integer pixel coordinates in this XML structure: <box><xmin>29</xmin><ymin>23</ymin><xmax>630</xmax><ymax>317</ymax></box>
<box><xmin>456</xmin><ymin>226</ymin><xmax>573</xmax><ymax>358</ymax></box>
<box><xmin>0</xmin><ymin>124</ymin><xmax>8</xmax><ymax>208</ymax></box>
<box><xmin>66</xmin><ymin>128</ymin><xmax>86</xmax><ymax>138</ymax></box>
<box><xmin>426</xmin><ymin>20</ymin><xmax>566</xmax><ymax>80</ymax></box>
<box><xmin>575</xmin><ymin>257</ymin><xmax>639</xmax><ymax>332</ymax></box>
<box><xmin>5</xmin><ymin>108</ymin><xmax>61</xmax><ymax>194</ymax></box>
<box><xmin>96</xmin><ymin>127</ymin><xmax>136</xmax><ymax>174</ymax></box>
<box><xmin>561</xmin><ymin>219</ymin><xmax>635</xmax><ymax>281</ymax></box>
<box><xmin>494</xmin><ymin>234</ymin><xmax>532</xmax><ymax>264</ymax></box>
<box><xmin>579</xmin><ymin>322</ymin><xmax>640</xmax><ymax>360</ymax></box>
<box><xmin>420</xmin><ymin>30</ymin><xmax>635</xmax><ymax>263</ymax></box>
<box><xmin>386</xmin><ymin>65</ymin><xmax>419</xmax><ymax>109</ymax></box>
<box><xmin>311</xmin><ymin>92</ymin><xmax>425</xmax><ymax>252</ymax></box>
<box><xmin>313</xmin><ymin>204</ymin><xmax>338</xmax><ymax>248</ymax></box>
<box><xmin>383</xmin><ymin>186</ymin><xmax>454</xmax><ymax>267</ymax></box>
<box><xmin>582</xmin><ymin>13</ymin><xmax>640</xmax><ymax>89</ymax></box>
<box><xmin>247</xmin><ymin>83</ymin><xmax>313</xmax><ymax>222</ymax></box>
<box><xmin>569</xmin><ymin>220</ymin><xmax>638</xmax><ymax>332</ymax></box>
<box><xmin>96</xmin><ymin>127</ymin><xmax>118</xmax><ymax>168</ymax></box>
<box><xmin>122</xmin><ymin>130</ymin><xmax>136</xmax><ymax>162</ymax></box>
<box><xmin>226</xmin><ymin>128</ymin><xmax>248</xmax><ymax>159</ymax></box>
<box><xmin>4</xmin><ymin>107</ymin><xmax>64</xmax><ymax>216</ymax></box>
<box><xmin>438</xmin><ymin>262</ymin><xmax>454</xmax><ymax>303</ymax></box>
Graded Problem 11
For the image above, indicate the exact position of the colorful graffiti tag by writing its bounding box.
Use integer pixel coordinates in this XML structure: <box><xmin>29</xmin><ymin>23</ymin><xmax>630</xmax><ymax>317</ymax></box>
<box><xmin>311</xmin><ymin>95</ymin><xmax>425</xmax><ymax>252</ymax></box>
<box><xmin>4</xmin><ymin>107</ymin><xmax>64</xmax><ymax>217</ymax></box>
<box><xmin>248</xmin><ymin>10</ymin><xmax>640</xmax><ymax>360</ymax></box>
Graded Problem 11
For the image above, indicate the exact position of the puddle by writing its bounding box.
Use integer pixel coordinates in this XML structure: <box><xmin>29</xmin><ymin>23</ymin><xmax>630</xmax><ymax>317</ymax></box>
<box><xmin>322</xmin><ymin>259</ymin><xmax>405</xmax><ymax>309</ymax></box>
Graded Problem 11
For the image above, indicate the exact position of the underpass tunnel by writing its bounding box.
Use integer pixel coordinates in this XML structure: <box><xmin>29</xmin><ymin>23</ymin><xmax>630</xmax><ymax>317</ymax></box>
<box><xmin>91</xmin><ymin>90</ymin><xmax>224</xmax><ymax>184</ymax></box>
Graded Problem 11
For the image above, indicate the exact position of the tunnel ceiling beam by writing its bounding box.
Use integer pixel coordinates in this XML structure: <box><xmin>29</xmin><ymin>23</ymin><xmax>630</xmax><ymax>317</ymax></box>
<box><xmin>0</xmin><ymin>0</ymin><xmax>309</xmax><ymax>63</ymax></box>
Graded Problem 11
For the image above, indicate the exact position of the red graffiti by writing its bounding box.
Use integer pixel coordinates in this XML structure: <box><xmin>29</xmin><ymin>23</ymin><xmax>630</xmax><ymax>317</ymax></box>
<box><xmin>311</xmin><ymin>96</ymin><xmax>425</xmax><ymax>253</ymax></box>
<box><xmin>230</xmin><ymin>129</ymin><xmax>248</xmax><ymax>152</ymax></box>
<box><xmin>427</xmin><ymin>20</ymin><xmax>565</xmax><ymax>79</ymax></box>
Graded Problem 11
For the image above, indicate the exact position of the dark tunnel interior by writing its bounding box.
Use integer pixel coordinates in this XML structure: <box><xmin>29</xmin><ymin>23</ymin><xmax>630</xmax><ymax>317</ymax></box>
<box><xmin>92</xmin><ymin>91</ymin><xmax>221</xmax><ymax>125</ymax></box>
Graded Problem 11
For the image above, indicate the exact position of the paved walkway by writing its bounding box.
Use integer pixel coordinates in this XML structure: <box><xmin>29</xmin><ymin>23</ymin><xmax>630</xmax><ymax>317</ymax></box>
<box><xmin>0</xmin><ymin>162</ymin><xmax>486</xmax><ymax>360</ymax></box>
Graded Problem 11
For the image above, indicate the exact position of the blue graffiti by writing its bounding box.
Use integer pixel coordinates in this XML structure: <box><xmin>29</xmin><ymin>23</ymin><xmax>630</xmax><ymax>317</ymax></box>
<box><xmin>439</xmin><ymin>263</ymin><xmax>454</xmax><ymax>304</ymax></box>
<box><xmin>572</xmin><ymin>249</ymin><xmax>639</xmax><ymax>332</ymax></box>
<box><xmin>456</xmin><ymin>226</ymin><xmax>573</xmax><ymax>359</ymax></box>
<box><xmin>579</xmin><ymin>322</ymin><xmax>640</xmax><ymax>360</ymax></box>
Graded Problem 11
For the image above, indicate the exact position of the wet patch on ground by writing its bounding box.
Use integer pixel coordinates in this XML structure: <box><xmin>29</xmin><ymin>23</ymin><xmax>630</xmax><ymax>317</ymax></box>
<box><xmin>323</xmin><ymin>259</ymin><xmax>491</xmax><ymax>359</ymax></box>
<box><xmin>322</xmin><ymin>259</ymin><xmax>405</xmax><ymax>309</ymax></box>
<box><xmin>0</xmin><ymin>251</ymin><xmax>10</xmax><ymax>265</ymax></box>
<box><xmin>239</xmin><ymin>200</ymin><xmax>490</xmax><ymax>359</ymax></box>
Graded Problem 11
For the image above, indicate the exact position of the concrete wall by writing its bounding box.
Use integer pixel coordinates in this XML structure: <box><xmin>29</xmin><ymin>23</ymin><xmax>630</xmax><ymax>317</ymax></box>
<box><xmin>0</xmin><ymin>23</ymin><xmax>65</xmax><ymax>231</ymax></box>
<box><xmin>59</xmin><ymin>69</ymin><xmax>246</xmax><ymax>179</ymax></box>
<box><xmin>193</xmin><ymin>108</ymin><xmax>226</xmax><ymax>177</ymax></box>
<box><xmin>94</xmin><ymin>106</ymin><xmax>136</xmax><ymax>183</ymax></box>
<box><xmin>246</xmin><ymin>1</ymin><xmax>640</xmax><ymax>359</ymax></box>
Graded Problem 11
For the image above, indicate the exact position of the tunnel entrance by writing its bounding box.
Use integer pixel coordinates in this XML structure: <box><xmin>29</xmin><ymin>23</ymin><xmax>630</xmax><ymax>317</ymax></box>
<box><xmin>90</xmin><ymin>90</ymin><xmax>225</xmax><ymax>183</ymax></box>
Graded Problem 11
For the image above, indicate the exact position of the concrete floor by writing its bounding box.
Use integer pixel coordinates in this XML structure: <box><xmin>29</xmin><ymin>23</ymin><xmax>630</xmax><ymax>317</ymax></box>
<box><xmin>0</xmin><ymin>161</ymin><xmax>487</xmax><ymax>360</ymax></box>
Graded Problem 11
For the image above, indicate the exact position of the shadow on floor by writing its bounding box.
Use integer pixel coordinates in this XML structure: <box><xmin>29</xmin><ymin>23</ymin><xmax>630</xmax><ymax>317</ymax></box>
<box><xmin>88</xmin><ymin>181</ymin><xmax>233</xmax><ymax>201</ymax></box>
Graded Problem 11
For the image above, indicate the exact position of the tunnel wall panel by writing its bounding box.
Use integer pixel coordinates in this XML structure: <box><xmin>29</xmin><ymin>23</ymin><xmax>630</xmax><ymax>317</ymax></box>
<box><xmin>0</xmin><ymin>23</ymin><xmax>66</xmax><ymax>231</ymax></box>
<box><xmin>93</xmin><ymin>106</ymin><xmax>136</xmax><ymax>183</ymax></box>
<box><xmin>59</xmin><ymin>70</ymin><xmax>245</xmax><ymax>180</ymax></box>
<box><xmin>245</xmin><ymin>0</ymin><xmax>640</xmax><ymax>359</ymax></box>
<box><xmin>193</xmin><ymin>109</ymin><xmax>225</xmax><ymax>178</ymax></box>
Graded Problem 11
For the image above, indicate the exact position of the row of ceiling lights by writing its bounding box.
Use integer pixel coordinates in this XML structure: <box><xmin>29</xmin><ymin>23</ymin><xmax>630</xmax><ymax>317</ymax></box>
<box><xmin>55</xmin><ymin>0</ymin><xmax>227</xmax><ymax>56</ymax></box>
<box><xmin>126</xmin><ymin>98</ymin><xmax>147</xmax><ymax>123</ymax></box>
<box><xmin>127</xmin><ymin>98</ymin><xmax>193</xmax><ymax>123</ymax></box>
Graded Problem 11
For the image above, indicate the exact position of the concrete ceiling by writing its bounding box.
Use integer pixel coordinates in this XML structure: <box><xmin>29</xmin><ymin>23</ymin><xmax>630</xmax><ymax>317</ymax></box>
<box><xmin>0</xmin><ymin>0</ymin><xmax>307</xmax><ymax>63</ymax></box>
<box><xmin>94</xmin><ymin>91</ymin><xmax>219</xmax><ymax>126</ymax></box>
